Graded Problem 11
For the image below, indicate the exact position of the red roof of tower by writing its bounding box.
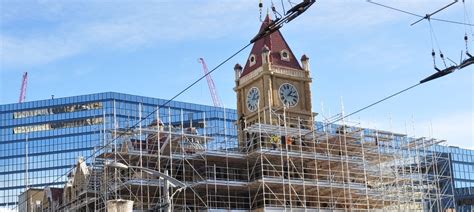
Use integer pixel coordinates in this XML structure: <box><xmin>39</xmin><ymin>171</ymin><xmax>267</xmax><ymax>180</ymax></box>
<box><xmin>240</xmin><ymin>15</ymin><xmax>303</xmax><ymax>77</ymax></box>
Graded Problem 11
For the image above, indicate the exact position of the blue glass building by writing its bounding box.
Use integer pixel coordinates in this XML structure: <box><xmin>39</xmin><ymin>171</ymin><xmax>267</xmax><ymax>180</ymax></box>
<box><xmin>0</xmin><ymin>92</ymin><xmax>237</xmax><ymax>208</ymax></box>
<box><xmin>444</xmin><ymin>146</ymin><xmax>474</xmax><ymax>211</ymax></box>
<box><xmin>0</xmin><ymin>92</ymin><xmax>472</xmax><ymax>210</ymax></box>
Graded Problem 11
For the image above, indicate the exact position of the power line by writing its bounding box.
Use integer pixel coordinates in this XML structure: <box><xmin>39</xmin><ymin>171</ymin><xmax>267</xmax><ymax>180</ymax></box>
<box><xmin>336</xmin><ymin>83</ymin><xmax>421</xmax><ymax>124</ymax></box>
<box><xmin>306</xmin><ymin>83</ymin><xmax>421</xmax><ymax>136</ymax></box>
<box><xmin>410</xmin><ymin>0</ymin><xmax>458</xmax><ymax>26</ymax></box>
<box><xmin>432</xmin><ymin>17</ymin><xmax>474</xmax><ymax>26</ymax></box>
<box><xmin>367</xmin><ymin>0</ymin><xmax>474</xmax><ymax>27</ymax></box>
<box><xmin>367</xmin><ymin>0</ymin><xmax>423</xmax><ymax>18</ymax></box>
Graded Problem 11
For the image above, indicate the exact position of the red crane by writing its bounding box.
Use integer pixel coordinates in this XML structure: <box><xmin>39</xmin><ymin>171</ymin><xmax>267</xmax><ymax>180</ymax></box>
<box><xmin>198</xmin><ymin>58</ymin><xmax>223</xmax><ymax>107</ymax></box>
<box><xmin>19</xmin><ymin>72</ymin><xmax>28</xmax><ymax>103</ymax></box>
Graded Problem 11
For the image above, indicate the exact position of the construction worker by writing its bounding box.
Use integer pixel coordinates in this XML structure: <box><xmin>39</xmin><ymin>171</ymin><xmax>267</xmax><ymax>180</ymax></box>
<box><xmin>286</xmin><ymin>136</ymin><xmax>293</xmax><ymax>145</ymax></box>
<box><xmin>270</xmin><ymin>135</ymin><xmax>280</xmax><ymax>150</ymax></box>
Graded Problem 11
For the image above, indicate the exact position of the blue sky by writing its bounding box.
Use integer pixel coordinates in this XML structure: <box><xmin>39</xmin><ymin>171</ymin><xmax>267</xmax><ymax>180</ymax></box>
<box><xmin>0</xmin><ymin>0</ymin><xmax>472</xmax><ymax>149</ymax></box>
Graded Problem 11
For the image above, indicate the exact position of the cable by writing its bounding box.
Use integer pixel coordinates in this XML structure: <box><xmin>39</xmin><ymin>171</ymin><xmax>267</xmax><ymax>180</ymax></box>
<box><xmin>431</xmin><ymin>17</ymin><xmax>474</xmax><ymax>26</ymax></box>
<box><xmin>335</xmin><ymin>83</ymin><xmax>421</xmax><ymax>123</ymax></box>
<box><xmin>427</xmin><ymin>20</ymin><xmax>449</xmax><ymax>68</ymax></box>
<box><xmin>367</xmin><ymin>0</ymin><xmax>474</xmax><ymax>27</ymax></box>
<box><xmin>462</xmin><ymin>0</ymin><xmax>473</xmax><ymax>52</ymax></box>
<box><xmin>280</xmin><ymin>0</ymin><xmax>286</xmax><ymax>13</ymax></box>
<box><xmin>367</xmin><ymin>0</ymin><xmax>423</xmax><ymax>18</ymax></box>
<box><xmin>271</xmin><ymin>0</ymin><xmax>283</xmax><ymax>19</ymax></box>
<box><xmin>429</xmin><ymin>21</ymin><xmax>442</xmax><ymax>53</ymax></box>
<box><xmin>306</xmin><ymin>83</ymin><xmax>422</xmax><ymax>137</ymax></box>
<box><xmin>410</xmin><ymin>0</ymin><xmax>458</xmax><ymax>26</ymax></box>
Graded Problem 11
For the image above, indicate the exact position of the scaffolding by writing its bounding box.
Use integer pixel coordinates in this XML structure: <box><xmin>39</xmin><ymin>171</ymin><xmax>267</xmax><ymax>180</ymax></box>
<box><xmin>56</xmin><ymin>105</ymin><xmax>455</xmax><ymax>211</ymax></box>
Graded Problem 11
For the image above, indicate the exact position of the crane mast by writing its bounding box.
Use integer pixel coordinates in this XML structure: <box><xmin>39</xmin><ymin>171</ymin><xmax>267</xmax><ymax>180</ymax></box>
<box><xmin>198</xmin><ymin>58</ymin><xmax>223</xmax><ymax>107</ymax></box>
<box><xmin>19</xmin><ymin>72</ymin><xmax>28</xmax><ymax>103</ymax></box>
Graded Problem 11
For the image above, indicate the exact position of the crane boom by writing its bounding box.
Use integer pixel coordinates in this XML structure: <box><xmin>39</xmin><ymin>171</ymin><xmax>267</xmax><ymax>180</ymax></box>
<box><xmin>198</xmin><ymin>58</ymin><xmax>223</xmax><ymax>107</ymax></box>
<box><xmin>19</xmin><ymin>72</ymin><xmax>28</xmax><ymax>103</ymax></box>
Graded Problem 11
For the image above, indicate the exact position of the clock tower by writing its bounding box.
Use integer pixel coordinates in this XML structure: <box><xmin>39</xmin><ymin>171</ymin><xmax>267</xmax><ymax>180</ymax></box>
<box><xmin>234</xmin><ymin>15</ymin><xmax>313</xmax><ymax>146</ymax></box>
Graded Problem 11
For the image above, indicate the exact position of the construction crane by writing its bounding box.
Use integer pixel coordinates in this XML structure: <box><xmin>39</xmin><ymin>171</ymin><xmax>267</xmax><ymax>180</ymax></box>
<box><xmin>198</xmin><ymin>58</ymin><xmax>223</xmax><ymax>107</ymax></box>
<box><xmin>19</xmin><ymin>72</ymin><xmax>28</xmax><ymax>103</ymax></box>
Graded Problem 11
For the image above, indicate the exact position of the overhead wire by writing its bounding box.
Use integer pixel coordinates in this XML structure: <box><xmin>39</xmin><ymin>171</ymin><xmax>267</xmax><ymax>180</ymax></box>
<box><xmin>271</xmin><ymin>0</ymin><xmax>283</xmax><ymax>19</ymax></box>
<box><xmin>428</xmin><ymin>20</ymin><xmax>450</xmax><ymax>68</ymax></box>
<box><xmin>410</xmin><ymin>0</ymin><xmax>458</xmax><ymax>26</ymax></box>
<box><xmin>305</xmin><ymin>82</ymin><xmax>422</xmax><ymax>137</ymax></box>
<box><xmin>367</xmin><ymin>0</ymin><xmax>474</xmax><ymax>27</ymax></box>
<box><xmin>367</xmin><ymin>0</ymin><xmax>423</xmax><ymax>18</ymax></box>
<box><xmin>428</xmin><ymin>21</ymin><xmax>443</xmax><ymax>54</ymax></box>
<box><xmin>458</xmin><ymin>0</ymin><xmax>474</xmax><ymax>69</ymax></box>
<box><xmin>463</xmin><ymin>0</ymin><xmax>473</xmax><ymax>53</ymax></box>
<box><xmin>280</xmin><ymin>0</ymin><xmax>286</xmax><ymax>13</ymax></box>
<box><xmin>428</xmin><ymin>20</ymin><xmax>437</xmax><ymax>68</ymax></box>
<box><xmin>463</xmin><ymin>0</ymin><xmax>474</xmax><ymax>35</ymax></box>
<box><xmin>430</xmin><ymin>17</ymin><xmax>474</xmax><ymax>26</ymax></box>
<box><xmin>287</xmin><ymin>0</ymin><xmax>295</xmax><ymax>7</ymax></box>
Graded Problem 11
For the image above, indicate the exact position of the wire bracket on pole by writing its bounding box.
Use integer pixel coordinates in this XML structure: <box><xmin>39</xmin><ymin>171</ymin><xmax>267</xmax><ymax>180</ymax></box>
<box><xmin>367</xmin><ymin>0</ymin><xmax>473</xmax><ymax>26</ymax></box>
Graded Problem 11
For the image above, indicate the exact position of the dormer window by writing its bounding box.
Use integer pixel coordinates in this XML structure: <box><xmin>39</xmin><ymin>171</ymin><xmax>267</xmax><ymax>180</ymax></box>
<box><xmin>280</xmin><ymin>50</ymin><xmax>290</xmax><ymax>61</ymax></box>
<box><xmin>249</xmin><ymin>54</ymin><xmax>256</xmax><ymax>66</ymax></box>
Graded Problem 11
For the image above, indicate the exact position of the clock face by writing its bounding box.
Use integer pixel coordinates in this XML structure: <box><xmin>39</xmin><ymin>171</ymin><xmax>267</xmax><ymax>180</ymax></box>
<box><xmin>279</xmin><ymin>83</ymin><xmax>299</xmax><ymax>107</ymax></box>
<box><xmin>246</xmin><ymin>87</ymin><xmax>260</xmax><ymax>112</ymax></box>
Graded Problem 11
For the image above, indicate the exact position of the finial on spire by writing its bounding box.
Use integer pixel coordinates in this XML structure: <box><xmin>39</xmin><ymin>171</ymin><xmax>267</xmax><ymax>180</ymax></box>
<box><xmin>301</xmin><ymin>54</ymin><xmax>310</xmax><ymax>72</ymax></box>
<box><xmin>301</xmin><ymin>54</ymin><xmax>309</xmax><ymax>61</ymax></box>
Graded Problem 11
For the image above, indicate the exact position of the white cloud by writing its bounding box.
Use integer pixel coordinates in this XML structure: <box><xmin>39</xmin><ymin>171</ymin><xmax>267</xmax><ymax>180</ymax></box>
<box><xmin>0</xmin><ymin>1</ymin><xmax>255</xmax><ymax>68</ymax></box>
<box><xmin>0</xmin><ymin>34</ymin><xmax>83</xmax><ymax>67</ymax></box>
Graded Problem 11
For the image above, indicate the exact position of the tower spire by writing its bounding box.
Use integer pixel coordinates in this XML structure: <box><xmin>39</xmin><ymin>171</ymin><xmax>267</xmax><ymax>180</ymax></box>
<box><xmin>240</xmin><ymin>15</ymin><xmax>303</xmax><ymax>78</ymax></box>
